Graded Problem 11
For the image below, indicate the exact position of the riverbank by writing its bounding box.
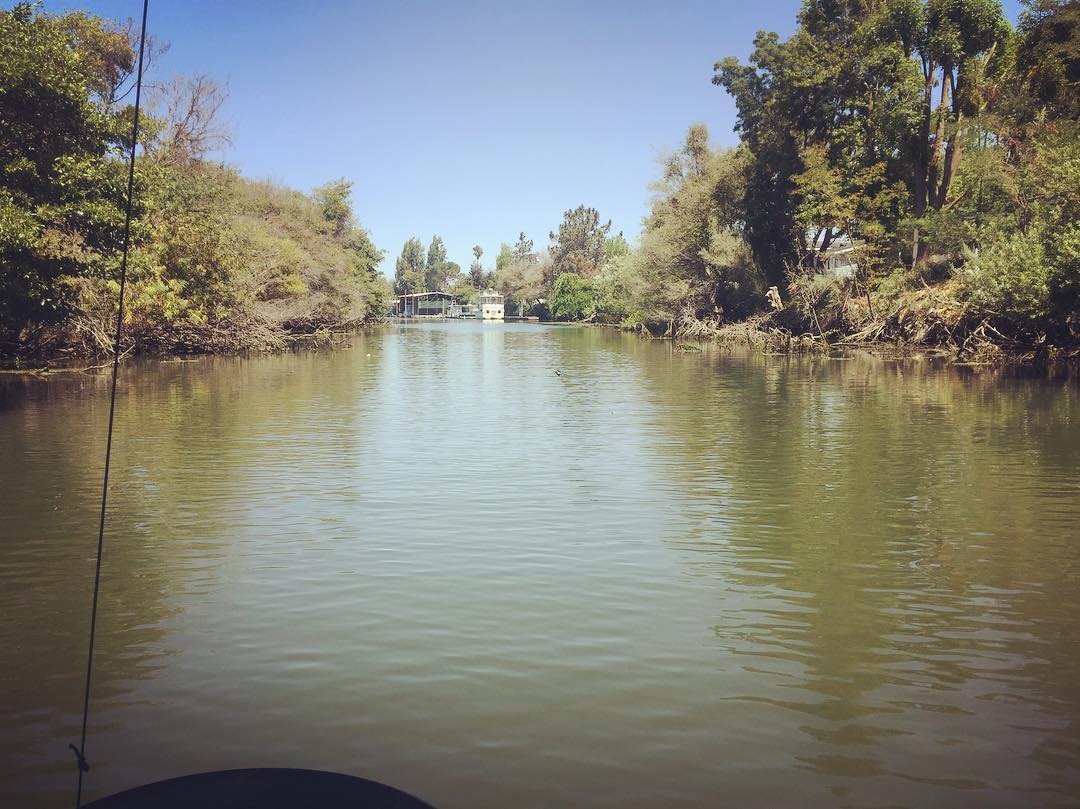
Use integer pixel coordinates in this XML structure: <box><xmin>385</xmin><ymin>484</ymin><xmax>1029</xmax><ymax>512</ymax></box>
<box><xmin>1</xmin><ymin>8</ymin><xmax>390</xmax><ymax>366</ymax></box>
<box><xmin>0</xmin><ymin>321</ymin><xmax>393</xmax><ymax>374</ymax></box>
<box><xmin>0</xmin><ymin>161</ymin><xmax>391</xmax><ymax>369</ymax></box>
<box><xmin>629</xmin><ymin>280</ymin><xmax>1080</xmax><ymax>367</ymax></box>
<box><xmin>6</xmin><ymin>304</ymin><xmax>1075</xmax><ymax>373</ymax></box>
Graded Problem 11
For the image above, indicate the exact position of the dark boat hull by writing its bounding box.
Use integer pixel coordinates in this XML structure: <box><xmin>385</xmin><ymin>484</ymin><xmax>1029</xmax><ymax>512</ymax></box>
<box><xmin>83</xmin><ymin>768</ymin><xmax>435</xmax><ymax>808</ymax></box>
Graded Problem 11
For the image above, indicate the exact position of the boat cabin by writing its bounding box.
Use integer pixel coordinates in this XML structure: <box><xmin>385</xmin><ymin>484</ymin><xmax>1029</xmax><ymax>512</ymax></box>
<box><xmin>477</xmin><ymin>291</ymin><xmax>504</xmax><ymax>320</ymax></box>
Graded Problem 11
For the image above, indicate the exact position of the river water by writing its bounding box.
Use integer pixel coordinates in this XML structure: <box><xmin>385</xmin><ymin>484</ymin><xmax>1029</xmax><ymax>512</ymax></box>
<box><xmin>1</xmin><ymin>321</ymin><xmax>1078</xmax><ymax>808</ymax></box>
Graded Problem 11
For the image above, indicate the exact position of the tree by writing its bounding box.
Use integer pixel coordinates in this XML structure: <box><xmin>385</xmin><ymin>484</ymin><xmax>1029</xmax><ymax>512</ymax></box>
<box><xmin>1015</xmin><ymin>0</ymin><xmax>1080</xmax><ymax>121</ymax></box>
<box><xmin>494</xmin><ymin>245</ymin><xmax>545</xmax><ymax>316</ymax></box>
<box><xmin>605</xmin><ymin>232</ymin><xmax>630</xmax><ymax>261</ymax></box>
<box><xmin>879</xmin><ymin>0</ymin><xmax>1011</xmax><ymax>262</ymax></box>
<box><xmin>426</xmin><ymin>234</ymin><xmax>447</xmax><ymax>267</ymax></box>
<box><xmin>424</xmin><ymin>234</ymin><xmax>455</xmax><ymax>291</ymax></box>
<box><xmin>715</xmin><ymin>0</ymin><xmax>1012</xmax><ymax>272</ymax></box>
<box><xmin>58</xmin><ymin>10</ymin><xmax>167</xmax><ymax>109</ymax></box>
<box><xmin>448</xmin><ymin>272</ymin><xmax>478</xmax><ymax>304</ymax></box>
<box><xmin>147</xmin><ymin>74</ymin><xmax>231</xmax><ymax>162</ymax></box>
<box><xmin>714</xmin><ymin>42</ymin><xmax>808</xmax><ymax>285</ymax></box>
<box><xmin>512</xmin><ymin>231</ymin><xmax>535</xmax><ymax>264</ymax></box>
<box><xmin>0</xmin><ymin>3</ymin><xmax>138</xmax><ymax>343</ymax></box>
<box><xmin>313</xmin><ymin>179</ymin><xmax>354</xmax><ymax>236</ymax></box>
<box><xmin>469</xmin><ymin>244</ymin><xmax>485</xmax><ymax>288</ymax></box>
<box><xmin>424</xmin><ymin>259</ymin><xmax>458</xmax><ymax>293</ymax></box>
<box><xmin>550</xmin><ymin>273</ymin><xmax>597</xmax><ymax>321</ymax></box>
<box><xmin>637</xmin><ymin>126</ymin><xmax>763</xmax><ymax>321</ymax></box>
<box><xmin>393</xmin><ymin>237</ymin><xmax>425</xmax><ymax>295</ymax></box>
<box><xmin>549</xmin><ymin>206</ymin><xmax>611</xmax><ymax>278</ymax></box>
<box><xmin>495</xmin><ymin>243</ymin><xmax>513</xmax><ymax>273</ymax></box>
<box><xmin>714</xmin><ymin>0</ymin><xmax>914</xmax><ymax>280</ymax></box>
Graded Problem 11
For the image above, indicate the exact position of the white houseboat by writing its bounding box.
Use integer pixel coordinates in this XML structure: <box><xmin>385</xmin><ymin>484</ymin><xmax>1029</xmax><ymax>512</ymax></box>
<box><xmin>476</xmin><ymin>290</ymin><xmax>504</xmax><ymax>320</ymax></box>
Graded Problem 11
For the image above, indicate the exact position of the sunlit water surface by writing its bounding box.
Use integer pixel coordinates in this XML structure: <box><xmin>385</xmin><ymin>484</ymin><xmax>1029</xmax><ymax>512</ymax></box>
<box><xmin>1</xmin><ymin>321</ymin><xmax>1078</xmax><ymax>807</ymax></box>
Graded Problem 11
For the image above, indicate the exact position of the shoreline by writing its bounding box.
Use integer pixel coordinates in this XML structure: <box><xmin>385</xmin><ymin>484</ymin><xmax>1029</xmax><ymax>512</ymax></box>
<box><xmin>621</xmin><ymin>306</ymin><xmax>1080</xmax><ymax>369</ymax></box>
<box><xmin>0</xmin><ymin>320</ymin><xmax>390</xmax><ymax>374</ymax></box>
<box><xmin>4</xmin><ymin>315</ymin><xmax>1077</xmax><ymax>377</ymax></box>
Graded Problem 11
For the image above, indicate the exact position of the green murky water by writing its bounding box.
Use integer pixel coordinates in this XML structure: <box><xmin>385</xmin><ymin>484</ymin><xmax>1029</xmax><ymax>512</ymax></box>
<box><xmin>2</xmin><ymin>321</ymin><xmax>1078</xmax><ymax>807</ymax></box>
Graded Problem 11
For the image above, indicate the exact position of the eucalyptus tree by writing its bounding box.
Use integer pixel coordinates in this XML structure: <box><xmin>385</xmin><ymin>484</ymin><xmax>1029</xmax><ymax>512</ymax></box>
<box><xmin>879</xmin><ymin>0</ymin><xmax>1011</xmax><ymax>261</ymax></box>
<box><xmin>715</xmin><ymin>31</ymin><xmax>819</xmax><ymax>283</ymax></box>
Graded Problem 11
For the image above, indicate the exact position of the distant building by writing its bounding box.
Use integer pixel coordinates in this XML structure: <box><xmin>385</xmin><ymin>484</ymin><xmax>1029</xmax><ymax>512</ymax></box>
<box><xmin>448</xmin><ymin>302</ymin><xmax>477</xmax><ymax>318</ymax></box>
<box><xmin>395</xmin><ymin>291</ymin><xmax>453</xmax><ymax>317</ymax></box>
<box><xmin>477</xmin><ymin>290</ymin><xmax>504</xmax><ymax>320</ymax></box>
<box><xmin>821</xmin><ymin>242</ymin><xmax>860</xmax><ymax>280</ymax></box>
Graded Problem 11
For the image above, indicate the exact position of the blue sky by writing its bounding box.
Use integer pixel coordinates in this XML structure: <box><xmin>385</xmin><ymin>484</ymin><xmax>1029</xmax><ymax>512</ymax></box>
<box><xmin>46</xmin><ymin>0</ymin><xmax>1023</xmax><ymax>274</ymax></box>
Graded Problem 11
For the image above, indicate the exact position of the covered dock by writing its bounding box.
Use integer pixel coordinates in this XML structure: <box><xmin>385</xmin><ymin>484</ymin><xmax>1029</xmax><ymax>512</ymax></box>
<box><xmin>395</xmin><ymin>291</ymin><xmax>454</xmax><ymax>317</ymax></box>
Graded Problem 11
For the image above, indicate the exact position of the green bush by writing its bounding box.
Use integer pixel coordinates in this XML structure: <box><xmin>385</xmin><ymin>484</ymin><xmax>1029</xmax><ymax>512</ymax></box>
<box><xmin>956</xmin><ymin>231</ymin><xmax>1052</xmax><ymax>321</ymax></box>
<box><xmin>1045</xmin><ymin>222</ymin><xmax>1080</xmax><ymax>322</ymax></box>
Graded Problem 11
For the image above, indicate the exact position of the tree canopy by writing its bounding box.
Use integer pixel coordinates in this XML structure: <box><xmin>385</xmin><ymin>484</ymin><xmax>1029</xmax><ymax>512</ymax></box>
<box><xmin>394</xmin><ymin>237</ymin><xmax>426</xmax><ymax>295</ymax></box>
<box><xmin>0</xmin><ymin>3</ymin><xmax>136</xmax><ymax>343</ymax></box>
<box><xmin>549</xmin><ymin>206</ymin><xmax>612</xmax><ymax>279</ymax></box>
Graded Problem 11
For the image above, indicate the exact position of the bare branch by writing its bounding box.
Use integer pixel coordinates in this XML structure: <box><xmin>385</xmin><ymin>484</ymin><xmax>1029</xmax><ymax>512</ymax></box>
<box><xmin>147</xmin><ymin>74</ymin><xmax>232</xmax><ymax>161</ymax></box>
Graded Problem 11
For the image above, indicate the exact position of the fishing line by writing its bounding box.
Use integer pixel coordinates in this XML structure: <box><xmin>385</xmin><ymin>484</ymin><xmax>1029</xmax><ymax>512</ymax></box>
<box><xmin>71</xmin><ymin>1</ymin><xmax>149</xmax><ymax>805</ymax></box>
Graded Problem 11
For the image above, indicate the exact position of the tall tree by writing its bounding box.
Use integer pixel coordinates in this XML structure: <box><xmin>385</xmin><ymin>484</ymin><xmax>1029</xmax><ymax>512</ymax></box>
<box><xmin>880</xmin><ymin>0</ymin><xmax>1010</xmax><ymax>261</ymax></box>
<box><xmin>393</xmin><ymin>237</ymin><xmax>425</xmax><ymax>295</ymax></box>
<box><xmin>424</xmin><ymin>234</ymin><xmax>453</xmax><ymax>291</ymax></box>
<box><xmin>495</xmin><ymin>243</ymin><xmax>513</xmax><ymax>273</ymax></box>
<box><xmin>469</xmin><ymin>244</ymin><xmax>485</xmax><ymax>288</ymax></box>
<box><xmin>716</xmin><ymin>0</ymin><xmax>1010</xmax><ymax>273</ymax></box>
<box><xmin>639</xmin><ymin>125</ymin><xmax>762</xmax><ymax>320</ymax></box>
<box><xmin>512</xmin><ymin>231</ymin><xmax>535</xmax><ymax>264</ymax></box>
<box><xmin>714</xmin><ymin>32</ymin><xmax>809</xmax><ymax>285</ymax></box>
<box><xmin>426</xmin><ymin>234</ymin><xmax>447</xmax><ymax>267</ymax></box>
<box><xmin>494</xmin><ymin>233</ymin><xmax>542</xmax><ymax>314</ymax></box>
<box><xmin>548</xmin><ymin>205</ymin><xmax>611</xmax><ymax>278</ymax></box>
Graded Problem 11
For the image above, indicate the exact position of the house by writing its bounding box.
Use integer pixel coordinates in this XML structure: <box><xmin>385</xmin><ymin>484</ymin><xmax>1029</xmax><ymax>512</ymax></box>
<box><xmin>821</xmin><ymin>242</ymin><xmax>860</xmax><ymax>280</ymax></box>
